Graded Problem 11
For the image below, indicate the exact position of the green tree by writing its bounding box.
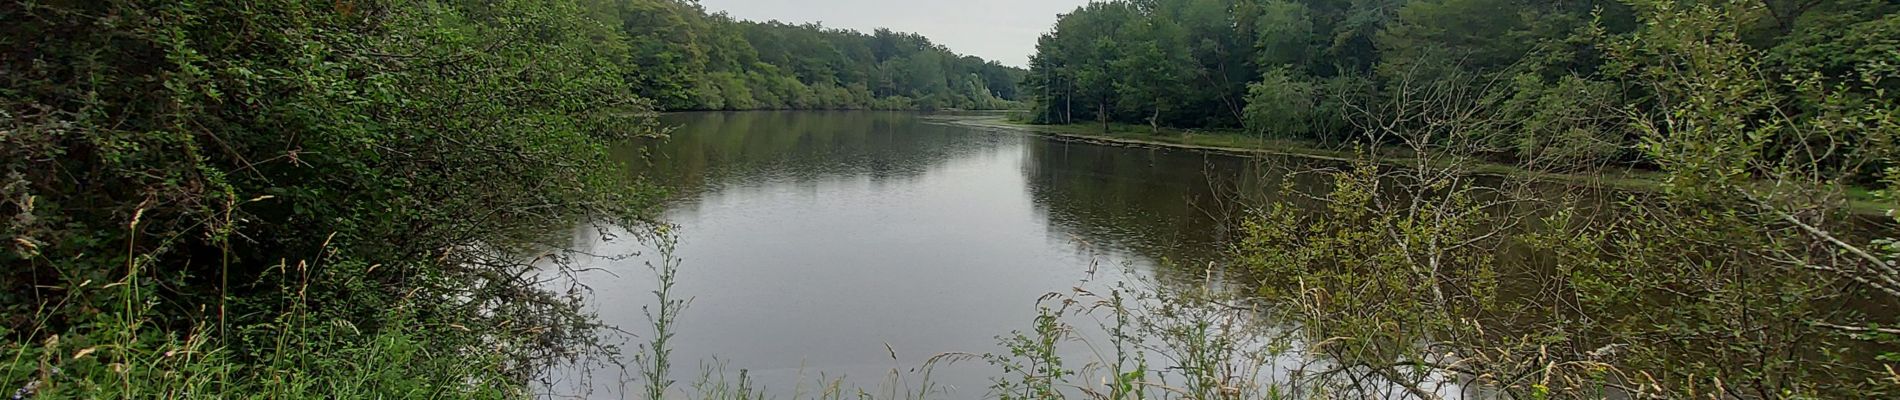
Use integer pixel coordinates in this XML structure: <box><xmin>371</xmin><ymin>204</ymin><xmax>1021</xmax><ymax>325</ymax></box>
<box><xmin>1242</xmin><ymin>68</ymin><xmax>1323</xmax><ymax>139</ymax></box>
<box><xmin>1115</xmin><ymin>16</ymin><xmax>1191</xmax><ymax>132</ymax></box>
<box><xmin>1250</xmin><ymin>0</ymin><xmax>1318</xmax><ymax>69</ymax></box>
<box><xmin>2</xmin><ymin>0</ymin><xmax>669</xmax><ymax>395</ymax></box>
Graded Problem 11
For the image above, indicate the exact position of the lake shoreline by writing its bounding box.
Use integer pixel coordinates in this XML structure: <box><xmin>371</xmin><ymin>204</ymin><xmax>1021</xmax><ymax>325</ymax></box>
<box><xmin>928</xmin><ymin>114</ymin><xmax>1891</xmax><ymax>216</ymax></box>
<box><xmin>927</xmin><ymin>115</ymin><xmax>1654</xmax><ymax>188</ymax></box>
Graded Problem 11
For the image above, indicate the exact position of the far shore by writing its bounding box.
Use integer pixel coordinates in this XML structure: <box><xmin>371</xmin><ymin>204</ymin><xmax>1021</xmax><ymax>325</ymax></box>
<box><xmin>925</xmin><ymin>114</ymin><xmax>1891</xmax><ymax>217</ymax></box>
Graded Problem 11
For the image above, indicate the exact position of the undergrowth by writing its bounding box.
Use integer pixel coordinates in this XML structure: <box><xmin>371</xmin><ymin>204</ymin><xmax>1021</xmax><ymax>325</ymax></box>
<box><xmin>4</xmin><ymin>0</ymin><xmax>662</xmax><ymax>397</ymax></box>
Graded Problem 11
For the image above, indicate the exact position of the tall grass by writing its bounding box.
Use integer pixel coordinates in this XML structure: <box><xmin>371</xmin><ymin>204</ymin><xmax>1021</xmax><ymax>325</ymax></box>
<box><xmin>2</xmin><ymin>219</ymin><xmax>1457</xmax><ymax>399</ymax></box>
<box><xmin>2</xmin><ymin>249</ymin><xmax>530</xmax><ymax>399</ymax></box>
<box><xmin>638</xmin><ymin>230</ymin><xmax>688</xmax><ymax>400</ymax></box>
<box><xmin>615</xmin><ymin>254</ymin><xmax>1357</xmax><ymax>400</ymax></box>
<box><xmin>3</xmin><ymin>221</ymin><xmax>1454</xmax><ymax>399</ymax></box>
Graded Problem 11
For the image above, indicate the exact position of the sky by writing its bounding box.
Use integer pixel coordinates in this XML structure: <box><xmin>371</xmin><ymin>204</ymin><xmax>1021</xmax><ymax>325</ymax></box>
<box><xmin>696</xmin><ymin>0</ymin><xmax>1091</xmax><ymax>67</ymax></box>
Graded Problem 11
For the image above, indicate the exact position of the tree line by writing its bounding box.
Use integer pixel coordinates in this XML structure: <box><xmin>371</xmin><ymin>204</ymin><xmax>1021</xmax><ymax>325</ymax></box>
<box><xmin>1024</xmin><ymin>0</ymin><xmax>1897</xmax><ymax>174</ymax></box>
<box><xmin>606</xmin><ymin>0</ymin><xmax>1027</xmax><ymax>111</ymax></box>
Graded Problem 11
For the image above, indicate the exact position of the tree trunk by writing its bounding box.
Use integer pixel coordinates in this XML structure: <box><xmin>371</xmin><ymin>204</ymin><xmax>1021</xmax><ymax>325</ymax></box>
<box><xmin>1063</xmin><ymin>81</ymin><xmax>1073</xmax><ymax>124</ymax></box>
<box><xmin>1762</xmin><ymin>0</ymin><xmax>1822</xmax><ymax>36</ymax></box>
<box><xmin>1150</xmin><ymin>105</ymin><xmax>1160</xmax><ymax>134</ymax></box>
<box><xmin>1099</xmin><ymin>101</ymin><xmax>1110</xmax><ymax>134</ymax></box>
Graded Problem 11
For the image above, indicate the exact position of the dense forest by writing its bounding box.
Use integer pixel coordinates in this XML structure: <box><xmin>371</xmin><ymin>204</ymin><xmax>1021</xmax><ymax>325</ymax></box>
<box><xmin>607</xmin><ymin>0</ymin><xmax>1027</xmax><ymax>111</ymax></box>
<box><xmin>1024</xmin><ymin>0</ymin><xmax>1896</xmax><ymax>169</ymax></box>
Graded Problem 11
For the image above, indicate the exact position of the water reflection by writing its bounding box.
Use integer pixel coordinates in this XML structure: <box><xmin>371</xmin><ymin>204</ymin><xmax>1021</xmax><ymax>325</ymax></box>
<box><xmin>563</xmin><ymin>111</ymin><xmax>1270</xmax><ymax>398</ymax></box>
<box><xmin>557</xmin><ymin>111</ymin><xmax>1497</xmax><ymax>398</ymax></box>
<box><xmin>557</xmin><ymin>112</ymin><xmax>1543</xmax><ymax>398</ymax></box>
<box><xmin>1018</xmin><ymin>138</ymin><xmax>1345</xmax><ymax>284</ymax></box>
<box><xmin>549</xmin><ymin>111</ymin><xmax>1897</xmax><ymax>399</ymax></box>
<box><xmin>621</xmin><ymin>111</ymin><xmax>1003</xmax><ymax>202</ymax></box>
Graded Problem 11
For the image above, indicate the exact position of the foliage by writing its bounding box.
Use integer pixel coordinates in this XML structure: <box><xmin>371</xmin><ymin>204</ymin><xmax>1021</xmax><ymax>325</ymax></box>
<box><xmin>2</xmin><ymin>0</ymin><xmax>670</xmax><ymax>396</ymax></box>
<box><xmin>1493</xmin><ymin>74</ymin><xmax>1628</xmax><ymax>171</ymax></box>
<box><xmin>591</xmin><ymin>0</ymin><xmax>1028</xmax><ymax>111</ymax></box>
<box><xmin>988</xmin><ymin>308</ymin><xmax>1072</xmax><ymax>400</ymax></box>
<box><xmin>1242</xmin><ymin>68</ymin><xmax>1323</xmax><ymax>140</ymax></box>
<box><xmin>1227</xmin><ymin>0</ymin><xmax>1900</xmax><ymax>398</ymax></box>
<box><xmin>1024</xmin><ymin>0</ymin><xmax>1896</xmax><ymax>179</ymax></box>
<box><xmin>2</xmin><ymin>256</ymin><xmax>548</xmax><ymax>398</ymax></box>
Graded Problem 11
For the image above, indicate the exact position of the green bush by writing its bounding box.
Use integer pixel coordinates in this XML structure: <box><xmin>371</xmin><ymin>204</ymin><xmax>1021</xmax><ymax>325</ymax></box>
<box><xmin>1242</xmin><ymin>68</ymin><xmax>1320</xmax><ymax>140</ymax></box>
<box><xmin>2</xmin><ymin>0</ymin><xmax>662</xmax><ymax>396</ymax></box>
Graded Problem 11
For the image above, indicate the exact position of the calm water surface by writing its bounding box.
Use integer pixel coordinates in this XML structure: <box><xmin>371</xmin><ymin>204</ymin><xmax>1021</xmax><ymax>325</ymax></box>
<box><xmin>546</xmin><ymin>111</ymin><xmax>1310</xmax><ymax>398</ymax></box>
<box><xmin>542</xmin><ymin>111</ymin><xmax>1895</xmax><ymax>399</ymax></box>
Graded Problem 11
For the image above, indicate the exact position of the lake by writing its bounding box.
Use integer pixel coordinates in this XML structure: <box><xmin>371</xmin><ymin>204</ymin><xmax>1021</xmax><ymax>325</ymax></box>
<box><xmin>540</xmin><ymin>111</ymin><xmax>1335</xmax><ymax>398</ymax></box>
<box><xmin>537</xmin><ymin>111</ymin><xmax>1896</xmax><ymax>399</ymax></box>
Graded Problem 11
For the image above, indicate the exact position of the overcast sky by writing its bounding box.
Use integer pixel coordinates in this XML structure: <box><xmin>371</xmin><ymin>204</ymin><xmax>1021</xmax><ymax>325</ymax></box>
<box><xmin>697</xmin><ymin>0</ymin><xmax>1090</xmax><ymax>67</ymax></box>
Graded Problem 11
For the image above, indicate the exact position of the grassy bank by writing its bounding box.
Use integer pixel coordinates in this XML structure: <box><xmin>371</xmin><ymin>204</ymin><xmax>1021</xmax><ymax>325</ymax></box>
<box><xmin>930</xmin><ymin>115</ymin><xmax>1892</xmax><ymax>215</ymax></box>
